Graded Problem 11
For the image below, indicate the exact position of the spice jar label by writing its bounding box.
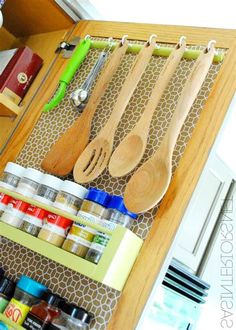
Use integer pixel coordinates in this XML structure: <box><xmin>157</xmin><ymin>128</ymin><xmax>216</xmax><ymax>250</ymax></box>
<box><xmin>0</xmin><ymin>193</ymin><xmax>10</xmax><ymax>210</ymax></box>
<box><xmin>25</xmin><ymin>204</ymin><xmax>46</xmax><ymax>219</ymax></box>
<box><xmin>6</xmin><ymin>198</ymin><xmax>29</xmax><ymax>212</ymax></box>
<box><xmin>23</xmin><ymin>313</ymin><xmax>47</xmax><ymax>330</ymax></box>
<box><xmin>78</xmin><ymin>212</ymin><xmax>117</xmax><ymax>231</ymax></box>
<box><xmin>4</xmin><ymin>298</ymin><xmax>31</xmax><ymax>325</ymax></box>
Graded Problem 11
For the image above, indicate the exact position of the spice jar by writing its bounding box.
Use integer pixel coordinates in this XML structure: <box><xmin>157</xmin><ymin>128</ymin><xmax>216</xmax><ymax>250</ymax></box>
<box><xmin>0</xmin><ymin>197</ymin><xmax>29</xmax><ymax>228</ymax></box>
<box><xmin>23</xmin><ymin>291</ymin><xmax>62</xmax><ymax>330</ymax></box>
<box><xmin>38</xmin><ymin>212</ymin><xmax>73</xmax><ymax>247</ymax></box>
<box><xmin>105</xmin><ymin>195</ymin><xmax>138</xmax><ymax>229</ymax></box>
<box><xmin>53</xmin><ymin>180</ymin><xmax>87</xmax><ymax>215</ymax></box>
<box><xmin>4</xmin><ymin>275</ymin><xmax>47</xmax><ymax>325</ymax></box>
<box><xmin>85</xmin><ymin>232</ymin><xmax>110</xmax><ymax>264</ymax></box>
<box><xmin>0</xmin><ymin>162</ymin><xmax>24</xmax><ymax>190</ymax></box>
<box><xmin>78</xmin><ymin>188</ymin><xmax>110</xmax><ymax>219</ymax></box>
<box><xmin>0</xmin><ymin>277</ymin><xmax>15</xmax><ymax>313</ymax></box>
<box><xmin>35</xmin><ymin>174</ymin><xmax>62</xmax><ymax>205</ymax></box>
<box><xmin>49</xmin><ymin>302</ymin><xmax>92</xmax><ymax>330</ymax></box>
<box><xmin>0</xmin><ymin>192</ymin><xmax>10</xmax><ymax>217</ymax></box>
<box><xmin>62</xmin><ymin>223</ymin><xmax>96</xmax><ymax>258</ymax></box>
<box><xmin>20</xmin><ymin>204</ymin><xmax>47</xmax><ymax>236</ymax></box>
<box><xmin>15</xmin><ymin>168</ymin><xmax>44</xmax><ymax>197</ymax></box>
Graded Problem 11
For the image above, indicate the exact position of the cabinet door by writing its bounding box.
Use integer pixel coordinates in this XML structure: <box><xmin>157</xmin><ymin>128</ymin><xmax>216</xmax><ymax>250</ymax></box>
<box><xmin>173</xmin><ymin>154</ymin><xmax>232</xmax><ymax>273</ymax></box>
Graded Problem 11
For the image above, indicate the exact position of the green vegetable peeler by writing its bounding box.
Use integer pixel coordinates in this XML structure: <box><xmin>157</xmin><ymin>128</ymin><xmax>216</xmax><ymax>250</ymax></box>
<box><xmin>43</xmin><ymin>37</ymin><xmax>91</xmax><ymax>113</ymax></box>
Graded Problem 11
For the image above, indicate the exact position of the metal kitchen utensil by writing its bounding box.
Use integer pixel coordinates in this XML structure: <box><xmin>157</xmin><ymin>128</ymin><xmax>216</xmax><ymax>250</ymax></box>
<box><xmin>43</xmin><ymin>36</ymin><xmax>91</xmax><ymax>113</ymax></box>
<box><xmin>109</xmin><ymin>36</ymin><xmax>186</xmax><ymax>177</ymax></box>
<box><xmin>70</xmin><ymin>38</ymin><xmax>114</xmax><ymax>108</ymax></box>
<box><xmin>73</xmin><ymin>35</ymin><xmax>157</xmax><ymax>184</ymax></box>
<box><xmin>41</xmin><ymin>36</ymin><xmax>129</xmax><ymax>176</ymax></box>
<box><xmin>124</xmin><ymin>41</ymin><xmax>216</xmax><ymax>213</ymax></box>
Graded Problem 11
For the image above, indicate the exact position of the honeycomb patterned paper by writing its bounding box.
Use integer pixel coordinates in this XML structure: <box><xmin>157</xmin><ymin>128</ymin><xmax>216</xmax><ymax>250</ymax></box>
<box><xmin>0</xmin><ymin>38</ymin><xmax>225</xmax><ymax>329</ymax></box>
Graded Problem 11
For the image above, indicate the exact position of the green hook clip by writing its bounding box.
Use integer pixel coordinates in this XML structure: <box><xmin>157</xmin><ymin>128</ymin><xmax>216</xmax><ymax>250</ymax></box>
<box><xmin>43</xmin><ymin>37</ymin><xmax>92</xmax><ymax>113</ymax></box>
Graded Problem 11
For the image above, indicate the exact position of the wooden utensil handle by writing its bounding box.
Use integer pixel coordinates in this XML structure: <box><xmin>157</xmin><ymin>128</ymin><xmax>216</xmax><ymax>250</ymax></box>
<box><xmin>161</xmin><ymin>43</ymin><xmax>215</xmax><ymax>154</ymax></box>
<box><xmin>84</xmin><ymin>39</ymin><xmax>129</xmax><ymax>115</ymax></box>
<box><xmin>138</xmin><ymin>39</ymin><xmax>186</xmax><ymax>128</ymax></box>
<box><xmin>102</xmin><ymin>39</ymin><xmax>157</xmax><ymax>134</ymax></box>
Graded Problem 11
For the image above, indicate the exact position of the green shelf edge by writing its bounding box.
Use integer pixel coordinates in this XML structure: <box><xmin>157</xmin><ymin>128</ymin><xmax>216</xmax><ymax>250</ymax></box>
<box><xmin>0</xmin><ymin>313</ymin><xmax>25</xmax><ymax>329</ymax></box>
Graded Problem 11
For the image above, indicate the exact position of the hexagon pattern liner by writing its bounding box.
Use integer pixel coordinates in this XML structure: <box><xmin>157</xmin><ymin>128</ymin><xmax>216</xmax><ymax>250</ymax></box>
<box><xmin>0</xmin><ymin>38</ymin><xmax>225</xmax><ymax>329</ymax></box>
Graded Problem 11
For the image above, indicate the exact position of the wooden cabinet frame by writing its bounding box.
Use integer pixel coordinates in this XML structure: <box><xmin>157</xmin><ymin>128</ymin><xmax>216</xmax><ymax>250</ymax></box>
<box><xmin>0</xmin><ymin>20</ymin><xmax>236</xmax><ymax>329</ymax></box>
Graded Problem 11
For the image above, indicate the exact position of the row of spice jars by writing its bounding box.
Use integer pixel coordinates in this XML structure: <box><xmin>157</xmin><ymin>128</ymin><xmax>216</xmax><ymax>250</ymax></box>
<box><xmin>0</xmin><ymin>162</ymin><xmax>88</xmax><ymax>218</ymax></box>
<box><xmin>0</xmin><ymin>271</ymin><xmax>92</xmax><ymax>329</ymax></box>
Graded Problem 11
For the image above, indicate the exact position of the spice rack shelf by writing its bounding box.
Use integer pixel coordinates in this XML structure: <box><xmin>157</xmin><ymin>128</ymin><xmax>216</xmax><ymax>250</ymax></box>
<box><xmin>0</xmin><ymin>313</ymin><xmax>24</xmax><ymax>329</ymax></box>
<box><xmin>0</xmin><ymin>187</ymin><xmax>143</xmax><ymax>291</ymax></box>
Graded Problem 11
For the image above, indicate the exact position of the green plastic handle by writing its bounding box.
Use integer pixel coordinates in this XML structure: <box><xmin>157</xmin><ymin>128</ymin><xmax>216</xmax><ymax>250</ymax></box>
<box><xmin>43</xmin><ymin>38</ymin><xmax>91</xmax><ymax>113</ymax></box>
<box><xmin>60</xmin><ymin>38</ymin><xmax>91</xmax><ymax>83</ymax></box>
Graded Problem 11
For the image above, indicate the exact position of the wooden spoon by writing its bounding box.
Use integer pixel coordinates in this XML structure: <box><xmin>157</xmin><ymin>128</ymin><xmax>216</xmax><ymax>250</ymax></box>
<box><xmin>124</xmin><ymin>41</ymin><xmax>216</xmax><ymax>213</ymax></box>
<box><xmin>73</xmin><ymin>36</ymin><xmax>157</xmax><ymax>183</ymax></box>
<box><xmin>108</xmin><ymin>37</ymin><xmax>186</xmax><ymax>177</ymax></box>
<box><xmin>41</xmin><ymin>37</ymin><xmax>129</xmax><ymax>176</ymax></box>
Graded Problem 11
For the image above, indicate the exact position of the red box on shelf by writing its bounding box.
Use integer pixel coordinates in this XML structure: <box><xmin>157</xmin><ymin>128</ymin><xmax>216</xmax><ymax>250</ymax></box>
<box><xmin>0</xmin><ymin>46</ymin><xmax>43</xmax><ymax>105</ymax></box>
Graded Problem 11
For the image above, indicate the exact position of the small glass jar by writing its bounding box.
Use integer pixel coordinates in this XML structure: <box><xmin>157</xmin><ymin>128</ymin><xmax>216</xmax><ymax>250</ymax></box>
<box><xmin>0</xmin><ymin>162</ymin><xmax>25</xmax><ymax>190</ymax></box>
<box><xmin>85</xmin><ymin>232</ymin><xmax>110</xmax><ymax>264</ymax></box>
<box><xmin>78</xmin><ymin>188</ymin><xmax>110</xmax><ymax>219</ymax></box>
<box><xmin>15</xmin><ymin>168</ymin><xmax>44</xmax><ymax>198</ymax></box>
<box><xmin>38</xmin><ymin>212</ymin><xmax>73</xmax><ymax>247</ymax></box>
<box><xmin>4</xmin><ymin>275</ymin><xmax>47</xmax><ymax>325</ymax></box>
<box><xmin>20</xmin><ymin>204</ymin><xmax>47</xmax><ymax>236</ymax></box>
<box><xmin>53</xmin><ymin>180</ymin><xmax>87</xmax><ymax>215</ymax></box>
<box><xmin>105</xmin><ymin>195</ymin><xmax>138</xmax><ymax>229</ymax></box>
<box><xmin>23</xmin><ymin>291</ymin><xmax>62</xmax><ymax>330</ymax></box>
<box><xmin>49</xmin><ymin>302</ymin><xmax>92</xmax><ymax>330</ymax></box>
<box><xmin>0</xmin><ymin>197</ymin><xmax>29</xmax><ymax>228</ymax></box>
<box><xmin>0</xmin><ymin>277</ymin><xmax>16</xmax><ymax>313</ymax></box>
<box><xmin>62</xmin><ymin>223</ymin><xmax>96</xmax><ymax>258</ymax></box>
<box><xmin>0</xmin><ymin>192</ymin><xmax>10</xmax><ymax>217</ymax></box>
<box><xmin>35</xmin><ymin>174</ymin><xmax>62</xmax><ymax>206</ymax></box>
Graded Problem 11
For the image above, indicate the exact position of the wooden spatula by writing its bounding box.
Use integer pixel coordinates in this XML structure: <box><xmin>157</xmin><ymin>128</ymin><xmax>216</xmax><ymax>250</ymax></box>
<box><xmin>73</xmin><ymin>35</ymin><xmax>157</xmax><ymax>183</ymax></box>
<box><xmin>124</xmin><ymin>41</ymin><xmax>216</xmax><ymax>213</ymax></box>
<box><xmin>108</xmin><ymin>37</ymin><xmax>186</xmax><ymax>177</ymax></box>
<box><xmin>41</xmin><ymin>37</ymin><xmax>129</xmax><ymax>176</ymax></box>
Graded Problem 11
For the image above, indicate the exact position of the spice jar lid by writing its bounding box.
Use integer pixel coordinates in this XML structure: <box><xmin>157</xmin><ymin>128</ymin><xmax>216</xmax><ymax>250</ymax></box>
<box><xmin>4</xmin><ymin>162</ymin><xmax>25</xmax><ymax>177</ymax></box>
<box><xmin>60</xmin><ymin>302</ymin><xmax>92</xmax><ymax>324</ymax></box>
<box><xmin>0</xmin><ymin>268</ymin><xmax>4</xmax><ymax>279</ymax></box>
<box><xmin>107</xmin><ymin>195</ymin><xmax>138</xmax><ymax>219</ymax></box>
<box><xmin>22</xmin><ymin>168</ymin><xmax>44</xmax><ymax>183</ymax></box>
<box><xmin>39</xmin><ymin>174</ymin><xmax>62</xmax><ymax>190</ymax></box>
<box><xmin>60</xmin><ymin>180</ymin><xmax>88</xmax><ymax>199</ymax></box>
<box><xmin>0</xmin><ymin>276</ymin><xmax>16</xmax><ymax>299</ymax></box>
<box><xmin>107</xmin><ymin>195</ymin><xmax>124</xmax><ymax>212</ymax></box>
<box><xmin>85</xmin><ymin>188</ymin><xmax>110</xmax><ymax>207</ymax></box>
<box><xmin>41</xmin><ymin>291</ymin><xmax>62</xmax><ymax>307</ymax></box>
<box><xmin>17</xmin><ymin>275</ymin><xmax>47</xmax><ymax>298</ymax></box>
<box><xmin>46</xmin><ymin>212</ymin><xmax>73</xmax><ymax>229</ymax></box>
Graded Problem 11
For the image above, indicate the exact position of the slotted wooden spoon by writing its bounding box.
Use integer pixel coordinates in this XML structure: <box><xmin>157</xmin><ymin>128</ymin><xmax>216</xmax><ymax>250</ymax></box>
<box><xmin>124</xmin><ymin>41</ymin><xmax>216</xmax><ymax>213</ymax></box>
<box><xmin>41</xmin><ymin>37</ymin><xmax>129</xmax><ymax>176</ymax></box>
<box><xmin>73</xmin><ymin>36</ymin><xmax>157</xmax><ymax>183</ymax></box>
<box><xmin>108</xmin><ymin>37</ymin><xmax>186</xmax><ymax>177</ymax></box>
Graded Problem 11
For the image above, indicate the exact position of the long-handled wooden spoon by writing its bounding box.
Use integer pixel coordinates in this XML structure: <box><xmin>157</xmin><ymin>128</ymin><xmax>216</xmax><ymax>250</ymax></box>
<box><xmin>108</xmin><ymin>36</ymin><xmax>186</xmax><ymax>177</ymax></box>
<box><xmin>124</xmin><ymin>41</ymin><xmax>216</xmax><ymax>213</ymax></box>
<box><xmin>73</xmin><ymin>35</ymin><xmax>157</xmax><ymax>183</ymax></box>
<box><xmin>41</xmin><ymin>36</ymin><xmax>129</xmax><ymax>176</ymax></box>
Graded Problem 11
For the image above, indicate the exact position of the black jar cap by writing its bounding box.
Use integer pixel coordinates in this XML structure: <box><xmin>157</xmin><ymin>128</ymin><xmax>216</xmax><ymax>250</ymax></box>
<box><xmin>0</xmin><ymin>276</ymin><xmax>16</xmax><ymax>299</ymax></box>
<box><xmin>0</xmin><ymin>268</ymin><xmax>4</xmax><ymax>279</ymax></box>
<box><xmin>41</xmin><ymin>291</ymin><xmax>63</xmax><ymax>307</ymax></box>
<box><xmin>60</xmin><ymin>302</ymin><xmax>92</xmax><ymax>324</ymax></box>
